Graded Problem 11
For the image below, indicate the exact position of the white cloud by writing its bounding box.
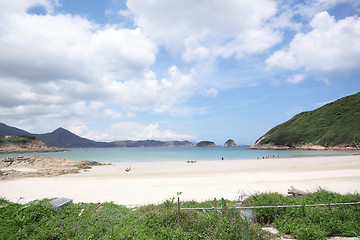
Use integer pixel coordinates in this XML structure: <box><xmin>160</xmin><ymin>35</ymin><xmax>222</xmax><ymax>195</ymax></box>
<box><xmin>0</xmin><ymin>0</ymin><xmax>159</xmax><ymax>122</ymax></box>
<box><xmin>111</xmin><ymin>122</ymin><xmax>198</xmax><ymax>141</ymax></box>
<box><xmin>266</xmin><ymin>11</ymin><xmax>360</xmax><ymax>75</ymax></box>
<box><xmin>0</xmin><ymin>0</ymin><xmax>210</xmax><ymax>123</ymax></box>
<box><xmin>104</xmin><ymin>66</ymin><xmax>197</xmax><ymax>113</ymax></box>
<box><xmin>286</xmin><ymin>74</ymin><xmax>306</xmax><ymax>84</ymax></box>
<box><xmin>0</xmin><ymin>7</ymin><xmax>157</xmax><ymax>82</ymax></box>
<box><xmin>127</xmin><ymin>0</ymin><xmax>281</xmax><ymax>60</ymax></box>
<box><xmin>202</xmin><ymin>88</ymin><xmax>218</xmax><ymax>97</ymax></box>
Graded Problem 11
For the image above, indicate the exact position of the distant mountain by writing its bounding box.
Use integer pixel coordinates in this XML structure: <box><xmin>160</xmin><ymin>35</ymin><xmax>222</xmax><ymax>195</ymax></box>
<box><xmin>0</xmin><ymin>123</ymin><xmax>31</xmax><ymax>136</ymax></box>
<box><xmin>112</xmin><ymin>140</ymin><xmax>194</xmax><ymax>147</ymax></box>
<box><xmin>250</xmin><ymin>92</ymin><xmax>360</xmax><ymax>150</ymax></box>
<box><xmin>35</xmin><ymin>128</ymin><xmax>113</xmax><ymax>148</ymax></box>
<box><xmin>0</xmin><ymin>123</ymin><xmax>194</xmax><ymax>148</ymax></box>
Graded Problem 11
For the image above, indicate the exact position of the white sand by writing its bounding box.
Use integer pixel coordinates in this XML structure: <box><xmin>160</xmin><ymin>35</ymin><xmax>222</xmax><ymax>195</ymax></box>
<box><xmin>0</xmin><ymin>155</ymin><xmax>359</xmax><ymax>206</ymax></box>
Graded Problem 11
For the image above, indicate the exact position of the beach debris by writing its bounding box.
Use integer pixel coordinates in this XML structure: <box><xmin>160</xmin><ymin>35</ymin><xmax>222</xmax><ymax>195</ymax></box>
<box><xmin>78</xmin><ymin>209</ymin><xmax>85</xmax><ymax>216</ymax></box>
<box><xmin>49</xmin><ymin>197</ymin><xmax>72</xmax><ymax>210</ymax></box>
<box><xmin>288</xmin><ymin>186</ymin><xmax>308</xmax><ymax>196</ymax></box>
<box><xmin>17</xmin><ymin>198</ymin><xmax>39</xmax><ymax>205</ymax></box>
<box><xmin>92</xmin><ymin>203</ymin><xmax>104</xmax><ymax>216</ymax></box>
<box><xmin>239</xmin><ymin>209</ymin><xmax>257</xmax><ymax>221</ymax></box>
<box><xmin>187</xmin><ymin>160</ymin><xmax>196</xmax><ymax>163</ymax></box>
<box><xmin>261</xmin><ymin>227</ymin><xmax>279</xmax><ymax>235</ymax></box>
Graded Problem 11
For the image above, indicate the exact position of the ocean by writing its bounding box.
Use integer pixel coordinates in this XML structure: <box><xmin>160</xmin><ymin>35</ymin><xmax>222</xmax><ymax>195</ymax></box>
<box><xmin>0</xmin><ymin>146</ymin><xmax>357</xmax><ymax>163</ymax></box>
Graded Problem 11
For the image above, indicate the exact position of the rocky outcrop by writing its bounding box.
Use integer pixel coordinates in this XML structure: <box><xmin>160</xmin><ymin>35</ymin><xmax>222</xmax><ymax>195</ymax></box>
<box><xmin>0</xmin><ymin>155</ymin><xmax>103</xmax><ymax>180</ymax></box>
<box><xmin>0</xmin><ymin>135</ymin><xmax>65</xmax><ymax>153</ymax></box>
<box><xmin>249</xmin><ymin>142</ymin><xmax>360</xmax><ymax>151</ymax></box>
<box><xmin>196</xmin><ymin>141</ymin><xmax>217</xmax><ymax>147</ymax></box>
<box><xmin>223</xmin><ymin>139</ymin><xmax>238</xmax><ymax>147</ymax></box>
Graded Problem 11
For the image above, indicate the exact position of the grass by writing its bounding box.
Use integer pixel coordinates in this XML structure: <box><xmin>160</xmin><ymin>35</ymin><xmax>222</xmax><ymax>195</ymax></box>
<box><xmin>257</xmin><ymin>92</ymin><xmax>360</xmax><ymax>147</ymax></box>
<box><xmin>0</xmin><ymin>197</ymin><xmax>269</xmax><ymax>240</ymax></box>
<box><xmin>0</xmin><ymin>135</ymin><xmax>37</xmax><ymax>147</ymax></box>
<box><xmin>0</xmin><ymin>191</ymin><xmax>359</xmax><ymax>239</ymax></box>
<box><xmin>245</xmin><ymin>190</ymin><xmax>360</xmax><ymax>240</ymax></box>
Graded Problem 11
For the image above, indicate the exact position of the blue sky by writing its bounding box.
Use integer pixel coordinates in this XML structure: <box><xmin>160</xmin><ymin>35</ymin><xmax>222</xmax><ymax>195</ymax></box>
<box><xmin>0</xmin><ymin>0</ymin><xmax>359</xmax><ymax>145</ymax></box>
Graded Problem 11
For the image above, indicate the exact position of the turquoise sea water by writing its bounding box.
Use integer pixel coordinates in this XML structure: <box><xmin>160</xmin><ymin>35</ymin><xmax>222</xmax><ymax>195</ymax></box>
<box><xmin>0</xmin><ymin>147</ymin><xmax>357</xmax><ymax>163</ymax></box>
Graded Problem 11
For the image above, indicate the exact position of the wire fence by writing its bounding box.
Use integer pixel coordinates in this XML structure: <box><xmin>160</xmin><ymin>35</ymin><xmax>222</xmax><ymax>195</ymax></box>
<box><xmin>177</xmin><ymin>197</ymin><xmax>360</xmax><ymax>240</ymax></box>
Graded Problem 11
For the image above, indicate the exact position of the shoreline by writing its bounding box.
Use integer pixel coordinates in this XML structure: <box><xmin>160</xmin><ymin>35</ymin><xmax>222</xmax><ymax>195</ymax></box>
<box><xmin>249</xmin><ymin>143</ymin><xmax>360</xmax><ymax>151</ymax></box>
<box><xmin>0</xmin><ymin>155</ymin><xmax>359</xmax><ymax>206</ymax></box>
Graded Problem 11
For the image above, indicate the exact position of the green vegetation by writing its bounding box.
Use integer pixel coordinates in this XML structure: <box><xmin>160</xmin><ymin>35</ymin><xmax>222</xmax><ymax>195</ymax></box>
<box><xmin>224</xmin><ymin>139</ymin><xmax>237</xmax><ymax>147</ymax></box>
<box><xmin>1</xmin><ymin>191</ymin><xmax>359</xmax><ymax>239</ymax></box>
<box><xmin>0</xmin><ymin>135</ymin><xmax>36</xmax><ymax>147</ymax></box>
<box><xmin>246</xmin><ymin>190</ymin><xmax>360</xmax><ymax>240</ymax></box>
<box><xmin>0</xmin><ymin>197</ymin><xmax>267</xmax><ymax>240</ymax></box>
<box><xmin>196</xmin><ymin>141</ymin><xmax>217</xmax><ymax>147</ymax></box>
<box><xmin>256</xmin><ymin>92</ymin><xmax>360</xmax><ymax>148</ymax></box>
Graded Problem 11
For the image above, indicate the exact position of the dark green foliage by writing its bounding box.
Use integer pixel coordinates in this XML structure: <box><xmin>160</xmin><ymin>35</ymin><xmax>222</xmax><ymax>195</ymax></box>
<box><xmin>246</xmin><ymin>190</ymin><xmax>360</xmax><ymax>240</ymax></box>
<box><xmin>1</xmin><ymin>191</ymin><xmax>359</xmax><ymax>239</ymax></box>
<box><xmin>196</xmin><ymin>141</ymin><xmax>217</xmax><ymax>147</ymax></box>
<box><xmin>0</xmin><ymin>198</ymin><xmax>269</xmax><ymax>240</ymax></box>
<box><xmin>224</xmin><ymin>139</ymin><xmax>237</xmax><ymax>146</ymax></box>
<box><xmin>257</xmin><ymin>92</ymin><xmax>360</xmax><ymax>147</ymax></box>
<box><xmin>0</xmin><ymin>135</ymin><xmax>37</xmax><ymax>146</ymax></box>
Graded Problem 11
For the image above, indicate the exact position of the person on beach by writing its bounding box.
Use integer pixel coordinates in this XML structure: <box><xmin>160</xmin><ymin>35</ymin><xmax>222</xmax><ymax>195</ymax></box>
<box><xmin>125</xmin><ymin>166</ymin><xmax>131</xmax><ymax>172</ymax></box>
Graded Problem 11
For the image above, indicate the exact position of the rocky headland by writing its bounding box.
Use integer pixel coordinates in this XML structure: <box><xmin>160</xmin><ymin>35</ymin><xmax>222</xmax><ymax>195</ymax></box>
<box><xmin>0</xmin><ymin>155</ymin><xmax>103</xmax><ymax>180</ymax></box>
<box><xmin>249</xmin><ymin>142</ymin><xmax>360</xmax><ymax>151</ymax></box>
<box><xmin>0</xmin><ymin>135</ymin><xmax>65</xmax><ymax>153</ymax></box>
<box><xmin>250</xmin><ymin>92</ymin><xmax>360</xmax><ymax>151</ymax></box>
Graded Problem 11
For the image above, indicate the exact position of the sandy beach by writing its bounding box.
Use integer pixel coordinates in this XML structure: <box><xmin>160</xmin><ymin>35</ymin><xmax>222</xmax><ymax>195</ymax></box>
<box><xmin>0</xmin><ymin>155</ymin><xmax>359</xmax><ymax>206</ymax></box>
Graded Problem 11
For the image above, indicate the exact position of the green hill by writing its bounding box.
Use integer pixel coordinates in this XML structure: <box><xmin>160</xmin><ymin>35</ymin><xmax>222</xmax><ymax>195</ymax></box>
<box><xmin>223</xmin><ymin>139</ymin><xmax>238</xmax><ymax>147</ymax></box>
<box><xmin>250</xmin><ymin>92</ymin><xmax>360</xmax><ymax>150</ymax></box>
<box><xmin>196</xmin><ymin>141</ymin><xmax>217</xmax><ymax>147</ymax></box>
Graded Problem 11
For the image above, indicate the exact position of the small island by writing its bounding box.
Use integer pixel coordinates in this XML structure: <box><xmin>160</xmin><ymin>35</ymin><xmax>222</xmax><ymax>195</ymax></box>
<box><xmin>223</xmin><ymin>139</ymin><xmax>238</xmax><ymax>147</ymax></box>
<box><xmin>196</xmin><ymin>141</ymin><xmax>217</xmax><ymax>147</ymax></box>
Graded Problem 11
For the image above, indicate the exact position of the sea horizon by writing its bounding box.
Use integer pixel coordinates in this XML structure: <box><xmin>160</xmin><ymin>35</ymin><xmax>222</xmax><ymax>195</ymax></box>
<box><xmin>0</xmin><ymin>146</ymin><xmax>357</xmax><ymax>163</ymax></box>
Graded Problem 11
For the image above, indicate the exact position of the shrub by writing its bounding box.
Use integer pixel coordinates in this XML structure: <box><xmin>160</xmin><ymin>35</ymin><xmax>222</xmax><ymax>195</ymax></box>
<box><xmin>247</xmin><ymin>190</ymin><xmax>360</xmax><ymax>239</ymax></box>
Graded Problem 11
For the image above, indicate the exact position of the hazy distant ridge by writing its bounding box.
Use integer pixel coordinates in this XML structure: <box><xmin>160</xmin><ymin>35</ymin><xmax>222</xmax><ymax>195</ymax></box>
<box><xmin>0</xmin><ymin>123</ymin><xmax>194</xmax><ymax>148</ymax></box>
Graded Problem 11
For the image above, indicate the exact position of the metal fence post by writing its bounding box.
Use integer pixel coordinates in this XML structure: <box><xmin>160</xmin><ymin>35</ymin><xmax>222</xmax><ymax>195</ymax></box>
<box><xmin>221</xmin><ymin>198</ymin><xmax>225</xmax><ymax>216</ymax></box>
<box><xmin>177</xmin><ymin>197</ymin><xmax>180</xmax><ymax>224</ymax></box>
<box><xmin>244</xmin><ymin>221</ymin><xmax>248</xmax><ymax>240</ymax></box>
<box><xmin>231</xmin><ymin>208</ymin><xmax>234</xmax><ymax>223</ymax></box>
<box><xmin>214</xmin><ymin>198</ymin><xmax>217</xmax><ymax>213</ymax></box>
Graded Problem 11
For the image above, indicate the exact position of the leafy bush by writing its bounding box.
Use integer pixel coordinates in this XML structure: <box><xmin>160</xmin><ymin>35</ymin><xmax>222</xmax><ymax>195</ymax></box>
<box><xmin>1</xmin><ymin>191</ymin><xmax>359</xmax><ymax>239</ymax></box>
<box><xmin>0</xmin><ymin>135</ymin><xmax>37</xmax><ymax>146</ymax></box>
<box><xmin>0</xmin><ymin>198</ymin><xmax>270</xmax><ymax>240</ymax></box>
<box><xmin>246</xmin><ymin>190</ymin><xmax>360</xmax><ymax>239</ymax></box>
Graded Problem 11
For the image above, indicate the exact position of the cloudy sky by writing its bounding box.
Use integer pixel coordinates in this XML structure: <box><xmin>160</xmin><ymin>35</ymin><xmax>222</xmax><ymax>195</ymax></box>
<box><xmin>0</xmin><ymin>0</ymin><xmax>359</xmax><ymax>145</ymax></box>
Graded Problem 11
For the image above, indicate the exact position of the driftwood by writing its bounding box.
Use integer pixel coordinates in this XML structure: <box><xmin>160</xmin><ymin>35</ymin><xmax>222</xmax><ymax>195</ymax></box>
<box><xmin>288</xmin><ymin>185</ymin><xmax>308</xmax><ymax>196</ymax></box>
